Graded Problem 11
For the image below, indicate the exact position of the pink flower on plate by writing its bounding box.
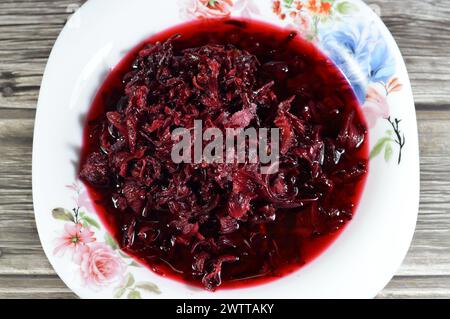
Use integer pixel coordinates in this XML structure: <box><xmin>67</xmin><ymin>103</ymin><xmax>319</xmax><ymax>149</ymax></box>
<box><xmin>182</xmin><ymin>0</ymin><xmax>234</xmax><ymax>19</ymax></box>
<box><xmin>362</xmin><ymin>85</ymin><xmax>390</xmax><ymax>128</ymax></box>
<box><xmin>74</xmin><ymin>243</ymin><xmax>126</xmax><ymax>289</ymax></box>
<box><xmin>53</xmin><ymin>223</ymin><xmax>96</xmax><ymax>256</ymax></box>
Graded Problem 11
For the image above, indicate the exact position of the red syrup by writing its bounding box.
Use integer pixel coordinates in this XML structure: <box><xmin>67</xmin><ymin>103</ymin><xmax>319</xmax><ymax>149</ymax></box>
<box><xmin>79</xmin><ymin>19</ymin><xmax>369</xmax><ymax>290</ymax></box>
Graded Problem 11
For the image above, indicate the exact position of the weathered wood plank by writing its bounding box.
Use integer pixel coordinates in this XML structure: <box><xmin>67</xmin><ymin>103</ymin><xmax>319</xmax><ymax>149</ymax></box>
<box><xmin>378</xmin><ymin>276</ymin><xmax>450</xmax><ymax>299</ymax></box>
<box><xmin>0</xmin><ymin>275</ymin><xmax>75</xmax><ymax>299</ymax></box>
<box><xmin>0</xmin><ymin>0</ymin><xmax>86</xmax><ymax>109</ymax></box>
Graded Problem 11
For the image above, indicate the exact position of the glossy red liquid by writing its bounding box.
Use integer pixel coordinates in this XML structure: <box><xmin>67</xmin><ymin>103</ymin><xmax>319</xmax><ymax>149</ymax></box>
<box><xmin>80</xmin><ymin>19</ymin><xmax>369</xmax><ymax>290</ymax></box>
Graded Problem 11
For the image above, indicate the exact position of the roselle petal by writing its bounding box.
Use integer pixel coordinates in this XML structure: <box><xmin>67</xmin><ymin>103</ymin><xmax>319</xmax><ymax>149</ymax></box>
<box><xmin>228</xmin><ymin>103</ymin><xmax>257</xmax><ymax>128</ymax></box>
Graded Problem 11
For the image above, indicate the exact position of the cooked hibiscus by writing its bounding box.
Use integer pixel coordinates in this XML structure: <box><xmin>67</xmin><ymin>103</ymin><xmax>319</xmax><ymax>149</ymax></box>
<box><xmin>80</xmin><ymin>19</ymin><xmax>368</xmax><ymax>290</ymax></box>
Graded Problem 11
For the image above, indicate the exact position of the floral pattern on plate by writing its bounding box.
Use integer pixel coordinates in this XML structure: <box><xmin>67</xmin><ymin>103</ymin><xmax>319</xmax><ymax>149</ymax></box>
<box><xmin>52</xmin><ymin>183</ymin><xmax>161</xmax><ymax>298</ymax></box>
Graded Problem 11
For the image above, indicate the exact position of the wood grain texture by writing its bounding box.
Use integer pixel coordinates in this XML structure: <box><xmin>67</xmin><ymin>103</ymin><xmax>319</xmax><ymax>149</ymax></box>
<box><xmin>0</xmin><ymin>275</ymin><xmax>75</xmax><ymax>299</ymax></box>
<box><xmin>0</xmin><ymin>0</ymin><xmax>449</xmax><ymax>299</ymax></box>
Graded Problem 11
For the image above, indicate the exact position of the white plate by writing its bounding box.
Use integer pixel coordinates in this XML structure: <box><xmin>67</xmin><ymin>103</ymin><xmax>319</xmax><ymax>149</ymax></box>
<box><xmin>33</xmin><ymin>0</ymin><xmax>419</xmax><ymax>299</ymax></box>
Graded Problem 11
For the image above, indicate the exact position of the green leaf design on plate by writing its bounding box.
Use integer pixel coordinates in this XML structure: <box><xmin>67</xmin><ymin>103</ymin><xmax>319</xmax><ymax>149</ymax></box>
<box><xmin>125</xmin><ymin>273</ymin><xmax>135</xmax><ymax>288</ymax></box>
<box><xmin>127</xmin><ymin>290</ymin><xmax>142</xmax><ymax>299</ymax></box>
<box><xmin>104</xmin><ymin>233</ymin><xmax>119</xmax><ymax>250</ymax></box>
<box><xmin>370</xmin><ymin>137</ymin><xmax>393</xmax><ymax>160</ymax></box>
<box><xmin>384</xmin><ymin>143</ymin><xmax>394</xmax><ymax>162</ymax></box>
<box><xmin>129</xmin><ymin>260</ymin><xmax>142</xmax><ymax>267</ymax></box>
<box><xmin>283</xmin><ymin>0</ymin><xmax>294</xmax><ymax>7</ymax></box>
<box><xmin>113</xmin><ymin>287</ymin><xmax>126</xmax><ymax>299</ymax></box>
<box><xmin>136</xmin><ymin>282</ymin><xmax>161</xmax><ymax>294</ymax></box>
<box><xmin>336</xmin><ymin>1</ymin><xmax>358</xmax><ymax>15</ymax></box>
<box><xmin>119</xmin><ymin>250</ymin><xmax>132</xmax><ymax>259</ymax></box>
<box><xmin>82</xmin><ymin>215</ymin><xmax>100</xmax><ymax>229</ymax></box>
<box><xmin>52</xmin><ymin>208</ymin><xmax>75</xmax><ymax>222</ymax></box>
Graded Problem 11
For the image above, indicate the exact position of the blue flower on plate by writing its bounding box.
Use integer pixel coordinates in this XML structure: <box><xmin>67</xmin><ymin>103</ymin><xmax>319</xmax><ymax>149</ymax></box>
<box><xmin>318</xmin><ymin>20</ymin><xmax>396</xmax><ymax>103</ymax></box>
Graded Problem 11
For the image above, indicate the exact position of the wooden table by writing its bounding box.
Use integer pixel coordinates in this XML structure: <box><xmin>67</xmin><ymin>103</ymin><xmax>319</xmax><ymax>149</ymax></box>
<box><xmin>0</xmin><ymin>0</ymin><xmax>449</xmax><ymax>299</ymax></box>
